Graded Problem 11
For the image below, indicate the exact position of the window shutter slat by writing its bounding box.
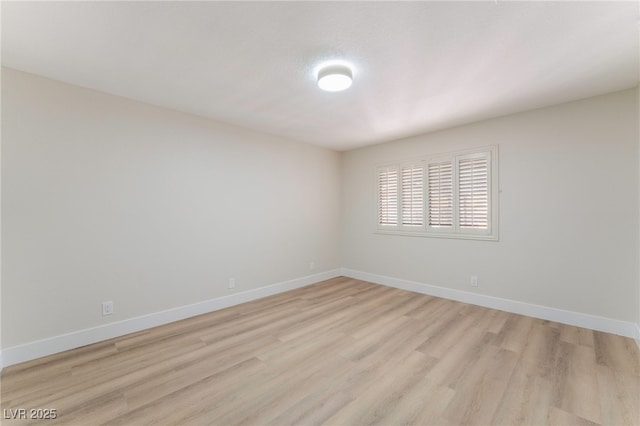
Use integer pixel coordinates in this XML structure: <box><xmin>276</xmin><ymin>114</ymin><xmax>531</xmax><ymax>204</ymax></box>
<box><xmin>427</xmin><ymin>161</ymin><xmax>453</xmax><ymax>228</ymax></box>
<box><xmin>378</xmin><ymin>168</ymin><xmax>398</xmax><ymax>225</ymax></box>
<box><xmin>458</xmin><ymin>156</ymin><xmax>489</xmax><ymax>229</ymax></box>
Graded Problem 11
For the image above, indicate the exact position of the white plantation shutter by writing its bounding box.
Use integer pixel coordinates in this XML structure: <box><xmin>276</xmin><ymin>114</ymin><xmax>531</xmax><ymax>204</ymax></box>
<box><xmin>427</xmin><ymin>161</ymin><xmax>453</xmax><ymax>228</ymax></box>
<box><xmin>378</xmin><ymin>167</ymin><xmax>398</xmax><ymax>226</ymax></box>
<box><xmin>458</xmin><ymin>154</ymin><xmax>489</xmax><ymax>230</ymax></box>
<box><xmin>376</xmin><ymin>147</ymin><xmax>496</xmax><ymax>239</ymax></box>
<box><xmin>401</xmin><ymin>164</ymin><xmax>424</xmax><ymax>226</ymax></box>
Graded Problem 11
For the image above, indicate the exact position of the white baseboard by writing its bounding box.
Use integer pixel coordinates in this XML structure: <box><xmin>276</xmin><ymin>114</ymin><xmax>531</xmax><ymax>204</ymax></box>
<box><xmin>2</xmin><ymin>267</ymin><xmax>637</xmax><ymax>369</ymax></box>
<box><xmin>1</xmin><ymin>269</ymin><xmax>342</xmax><ymax>369</ymax></box>
<box><xmin>341</xmin><ymin>268</ymin><xmax>639</xmax><ymax>340</ymax></box>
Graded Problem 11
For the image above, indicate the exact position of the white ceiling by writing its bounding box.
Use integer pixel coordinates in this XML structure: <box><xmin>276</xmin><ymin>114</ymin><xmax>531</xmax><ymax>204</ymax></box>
<box><xmin>2</xmin><ymin>1</ymin><xmax>638</xmax><ymax>151</ymax></box>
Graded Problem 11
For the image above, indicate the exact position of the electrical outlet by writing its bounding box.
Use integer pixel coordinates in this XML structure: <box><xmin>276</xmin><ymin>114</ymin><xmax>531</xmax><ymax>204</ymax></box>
<box><xmin>309</xmin><ymin>261</ymin><xmax>316</xmax><ymax>270</ymax></box>
<box><xmin>470</xmin><ymin>276</ymin><xmax>478</xmax><ymax>287</ymax></box>
<box><xmin>228</xmin><ymin>278</ymin><xmax>236</xmax><ymax>289</ymax></box>
<box><xmin>102</xmin><ymin>301</ymin><xmax>113</xmax><ymax>316</ymax></box>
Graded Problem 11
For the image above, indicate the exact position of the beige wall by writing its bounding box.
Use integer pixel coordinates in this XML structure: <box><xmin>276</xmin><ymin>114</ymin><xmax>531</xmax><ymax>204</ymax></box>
<box><xmin>1</xmin><ymin>68</ymin><xmax>342</xmax><ymax>348</ymax></box>
<box><xmin>2</xmin><ymin>67</ymin><xmax>639</xmax><ymax>354</ymax></box>
<box><xmin>342</xmin><ymin>88</ymin><xmax>639</xmax><ymax>324</ymax></box>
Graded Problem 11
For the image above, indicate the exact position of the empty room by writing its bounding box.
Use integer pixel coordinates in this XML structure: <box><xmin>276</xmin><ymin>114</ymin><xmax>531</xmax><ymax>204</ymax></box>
<box><xmin>1</xmin><ymin>1</ymin><xmax>639</xmax><ymax>425</ymax></box>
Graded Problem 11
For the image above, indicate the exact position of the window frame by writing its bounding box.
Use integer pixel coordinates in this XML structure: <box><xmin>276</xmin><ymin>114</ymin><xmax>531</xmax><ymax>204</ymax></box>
<box><xmin>375</xmin><ymin>146</ymin><xmax>499</xmax><ymax>241</ymax></box>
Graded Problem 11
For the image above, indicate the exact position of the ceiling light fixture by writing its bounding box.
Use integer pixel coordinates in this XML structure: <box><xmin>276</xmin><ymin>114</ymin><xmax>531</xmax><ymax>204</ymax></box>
<box><xmin>317</xmin><ymin>64</ymin><xmax>353</xmax><ymax>92</ymax></box>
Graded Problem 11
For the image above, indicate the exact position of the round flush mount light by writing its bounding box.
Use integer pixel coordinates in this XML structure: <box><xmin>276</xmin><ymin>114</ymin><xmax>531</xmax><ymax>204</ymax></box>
<box><xmin>317</xmin><ymin>64</ymin><xmax>353</xmax><ymax>92</ymax></box>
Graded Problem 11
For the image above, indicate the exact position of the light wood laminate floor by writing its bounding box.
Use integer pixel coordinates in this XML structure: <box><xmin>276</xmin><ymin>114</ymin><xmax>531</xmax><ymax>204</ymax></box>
<box><xmin>2</xmin><ymin>277</ymin><xmax>639</xmax><ymax>425</ymax></box>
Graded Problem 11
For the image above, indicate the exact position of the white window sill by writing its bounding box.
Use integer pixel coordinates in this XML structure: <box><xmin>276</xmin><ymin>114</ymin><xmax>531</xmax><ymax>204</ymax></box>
<box><xmin>374</xmin><ymin>229</ymin><xmax>499</xmax><ymax>241</ymax></box>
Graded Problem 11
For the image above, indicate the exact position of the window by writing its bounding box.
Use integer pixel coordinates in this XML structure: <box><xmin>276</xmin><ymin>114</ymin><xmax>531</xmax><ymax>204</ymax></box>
<box><xmin>378</xmin><ymin>167</ymin><xmax>398</xmax><ymax>226</ymax></box>
<box><xmin>376</xmin><ymin>146</ymin><xmax>498</xmax><ymax>240</ymax></box>
<box><xmin>458</xmin><ymin>154</ymin><xmax>489</xmax><ymax>230</ymax></box>
<box><xmin>401</xmin><ymin>164</ymin><xmax>423</xmax><ymax>227</ymax></box>
<box><xmin>427</xmin><ymin>161</ymin><xmax>453</xmax><ymax>228</ymax></box>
